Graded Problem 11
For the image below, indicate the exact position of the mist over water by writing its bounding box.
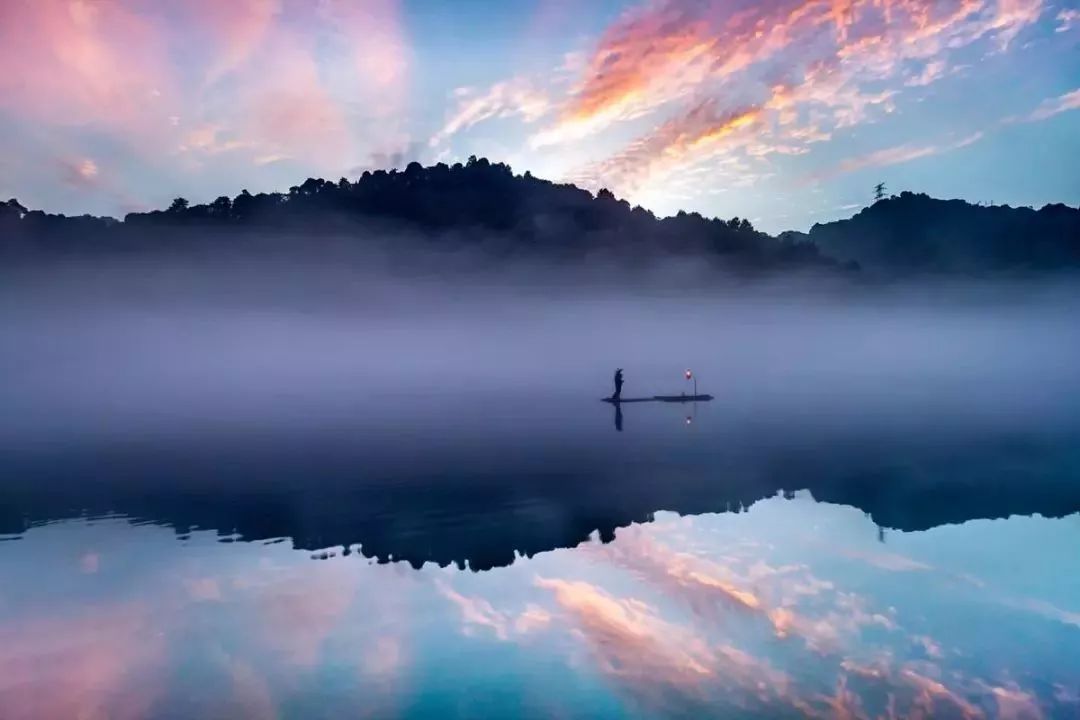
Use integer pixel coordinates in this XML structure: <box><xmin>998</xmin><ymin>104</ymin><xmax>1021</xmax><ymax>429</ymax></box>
<box><xmin>2</xmin><ymin>247</ymin><xmax>1080</xmax><ymax>449</ymax></box>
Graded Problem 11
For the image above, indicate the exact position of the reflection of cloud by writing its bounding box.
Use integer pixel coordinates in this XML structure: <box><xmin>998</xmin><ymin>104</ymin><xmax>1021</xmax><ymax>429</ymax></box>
<box><xmin>0</xmin><ymin>604</ymin><xmax>165</xmax><ymax>720</ymax></box>
<box><xmin>533</xmin><ymin>575</ymin><xmax>845</xmax><ymax>715</ymax></box>
<box><xmin>438</xmin><ymin>581</ymin><xmax>551</xmax><ymax>641</ymax></box>
<box><xmin>592</xmin><ymin>520</ymin><xmax>895</xmax><ymax>654</ymax></box>
<box><xmin>1003</xmin><ymin>596</ymin><xmax>1080</xmax><ymax>628</ymax></box>
<box><xmin>901</xmin><ymin>668</ymin><xmax>984</xmax><ymax>719</ymax></box>
<box><xmin>986</xmin><ymin>683</ymin><xmax>1044</xmax><ymax>720</ymax></box>
<box><xmin>536</xmin><ymin>576</ymin><xmax>716</xmax><ymax>682</ymax></box>
<box><xmin>514</xmin><ymin>605</ymin><xmax>553</xmax><ymax>634</ymax></box>
<box><xmin>255</xmin><ymin>565</ymin><xmax>357</xmax><ymax>668</ymax></box>
<box><xmin>437</xmin><ymin>580</ymin><xmax>512</xmax><ymax>640</ymax></box>
<box><xmin>838</xmin><ymin>547</ymin><xmax>934</xmax><ymax>572</ymax></box>
<box><xmin>186</xmin><ymin>577</ymin><xmax>224</xmax><ymax>602</ymax></box>
<box><xmin>79</xmin><ymin>551</ymin><xmax>100</xmax><ymax>574</ymax></box>
<box><xmin>224</xmin><ymin>657</ymin><xmax>279</xmax><ymax>720</ymax></box>
<box><xmin>361</xmin><ymin>636</ymin><xmax>404</xmax><ymax>678</ymax></box>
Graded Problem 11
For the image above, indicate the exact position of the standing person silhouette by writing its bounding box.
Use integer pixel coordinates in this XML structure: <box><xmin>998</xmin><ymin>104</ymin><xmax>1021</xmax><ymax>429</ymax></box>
<box><xmin>613</xmin><ymin>368</ymin><xmax>624</xmax><ymax>401</ymax></box>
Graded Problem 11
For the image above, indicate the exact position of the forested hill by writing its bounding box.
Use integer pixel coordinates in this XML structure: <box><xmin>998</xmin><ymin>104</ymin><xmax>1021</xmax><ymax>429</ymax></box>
<box><xmin>2</xmin><ymin>163</ymin><xmax>1077</xmax><ymax>275</ymax></box>
<box><xmin>0</xmin><ymin>158</ymin><xmax>828</xmax><ymax>273</ymax></box>
<box><xmin>806</xmin><ymin>191</ymin><xmax>1080</xmax><ymax>273</ymax></box>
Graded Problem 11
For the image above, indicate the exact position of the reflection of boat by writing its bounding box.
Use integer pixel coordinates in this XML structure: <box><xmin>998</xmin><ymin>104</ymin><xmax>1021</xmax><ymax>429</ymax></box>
<box><xmin>602</xmin><ymin>395</ymin><xmax>714</xmax><ymax>404</ymax></box>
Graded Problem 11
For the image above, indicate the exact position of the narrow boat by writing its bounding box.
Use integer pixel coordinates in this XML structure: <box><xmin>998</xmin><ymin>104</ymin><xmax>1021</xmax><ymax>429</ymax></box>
<box><xmin>602</xmin><ymin>394</ymin><xmax>714</xmax><ymax>404</ymax></box>
<box><xmin>652</xmin><ymin>394</ymin><xmax>714</xmax><ymax>403</ymax></box>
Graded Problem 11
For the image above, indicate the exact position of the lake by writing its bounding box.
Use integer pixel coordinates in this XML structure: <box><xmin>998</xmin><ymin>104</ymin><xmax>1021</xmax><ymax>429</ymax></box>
<box><xmin>1</xmin><ymin>275</ymin><xmax>1079</xmax><ymax>718</ymax></box>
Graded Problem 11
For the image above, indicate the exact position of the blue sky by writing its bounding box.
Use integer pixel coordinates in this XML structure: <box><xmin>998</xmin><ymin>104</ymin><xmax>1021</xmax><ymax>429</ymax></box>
<box><xmin>0</xmin><ymin>0</ymin><xmax>1077</xmax><ymax>232</ymax></box>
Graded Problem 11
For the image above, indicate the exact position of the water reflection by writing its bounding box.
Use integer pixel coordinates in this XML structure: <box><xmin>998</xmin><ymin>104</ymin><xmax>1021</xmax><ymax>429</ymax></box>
<box><xmin>0</xmin><ymin>494</ymin><xmax>1076</xmax><ymax>719</ymax></box>
<box><xmin>3</xmin><ymin>398</ymin><xmax>1079</xmax><ymax>571</ymax></box>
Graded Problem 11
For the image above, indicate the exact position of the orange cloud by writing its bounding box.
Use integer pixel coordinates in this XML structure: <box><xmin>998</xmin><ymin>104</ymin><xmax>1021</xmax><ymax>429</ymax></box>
<box><xmin>535</xmin><ymin>576</ymin><xmax>717</xmax><ymax>682</ymax></box>
<box><xmin>540</xmin><ymin>0</ymin><xmax>1043</xmax><ymax>200</ymax></box>
<box><xmin>532</xmin><ymin>0</ymin><xmax>830</xmax><ymax>148</ymax></box>
<box><xmin>581</xmin><ymin>101</ymin><xmax>764</xmax><ymax>196</ymax></box>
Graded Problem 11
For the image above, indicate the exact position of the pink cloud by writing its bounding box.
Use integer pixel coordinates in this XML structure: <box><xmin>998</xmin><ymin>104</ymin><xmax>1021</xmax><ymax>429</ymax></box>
<box><xmin>537</xmin><ymin>0</ymin><xmax>1043</xmax><ymax>200</ymax></box>
<box><xmin>223</xmin><ymin>658</ymin><xmax>279</xmax><ymax>720</ymax></box>
<box><xmin>579</xmin><ymin>101</ymin><xmax>765</xmax><ymax>196</ymax></box>
<box><xmin>438</xmin><ymin>580</ymin><xmax>513</xmax><ymax>640</ymax></box>
<box><xmin>0</xmin><ymin>603</ymin><xmax>166</xmax><ymax>720</ymax></box>
<box><xmin>0</xmin><ymin>0</ymin><xmax>176</xmax><ymax>133</ymax></box>
<box><xmin>819</xmin><ymin>131</ymin><xmax>985</xmax><ymax>179</ymax></box>
<box><xmin>906</xmin><ymin>59</ymin><xmax>948</xmax><ymax>86</ymax></box>
<box><xmin>184</xmin><ymin>0</ymin><xmax>282</xmax><ymax>85</ymax></box>
<box><xmin>0</xmin><ymin>0</ymin><xmax>413</xmax><ymax>193</ymax></box>
<box><xmin>254</xmin><ymin>564</ymin><xmax>358</xmax><ymax>668</ymax></box>
<box><xmin>535</xmin><ymin>576</ymin><xmax>718</xmax><ymax>684</ymax></box>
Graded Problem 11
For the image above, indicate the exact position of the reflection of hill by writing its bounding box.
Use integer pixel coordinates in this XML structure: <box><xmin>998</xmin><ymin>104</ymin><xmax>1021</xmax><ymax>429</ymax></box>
<box><xmin>809</xmin><ymin>192</ymin><xmax>1080</xmax><ymax>273</ymax></box>
<box><xmin>2</xmin><ymin>429</ymin><xmax>1077</xmax><ymax>571</ymax></box>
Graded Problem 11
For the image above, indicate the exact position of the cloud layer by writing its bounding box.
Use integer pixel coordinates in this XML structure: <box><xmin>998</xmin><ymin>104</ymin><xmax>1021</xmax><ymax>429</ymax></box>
<box><xmin>0</xmin><ymin>0</ymin><xmax>1073</xmax><ymax>226</ymax></box>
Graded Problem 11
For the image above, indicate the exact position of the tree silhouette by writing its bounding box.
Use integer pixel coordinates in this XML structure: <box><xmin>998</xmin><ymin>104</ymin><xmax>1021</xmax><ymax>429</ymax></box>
<box><xmin>1</xmin><ymin>160</ymin><xmax>1076</xmax><ymax>275</ymax></box>
<box><xmin>874</xmin><ymin>183</ymin><xmax>887</xmax><ymax>202</ymax></box>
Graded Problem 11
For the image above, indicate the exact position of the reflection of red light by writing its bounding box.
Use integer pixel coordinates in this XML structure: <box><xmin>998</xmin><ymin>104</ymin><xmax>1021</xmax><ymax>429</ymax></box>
<box><xmin>685</xmin><ymin>416</ymin><xmax>692</xmax><ymax>425</ymax></box>
<box><xmin>685</xmin><ymin>369</ymin><xmax>692</xmax><ymax>379</ymax></box>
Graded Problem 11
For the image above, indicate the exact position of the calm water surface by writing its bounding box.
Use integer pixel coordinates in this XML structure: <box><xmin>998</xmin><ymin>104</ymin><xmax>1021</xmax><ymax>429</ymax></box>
<box><xmin>2</xmin><ymin>391</ymin><xmax>1079</xmax><ymax>719</ymax></box>
<box><xmin>2</xmin><ymin>287</ymin><xmax>1080</xmax><ymax>718</ymax></box>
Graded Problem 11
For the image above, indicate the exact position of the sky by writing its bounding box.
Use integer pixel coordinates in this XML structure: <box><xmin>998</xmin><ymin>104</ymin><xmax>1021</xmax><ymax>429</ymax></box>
<box><xmin>0</xmin><ymin>0</ymin><xmax>1077</xmax><ymax>233</ymax></box>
